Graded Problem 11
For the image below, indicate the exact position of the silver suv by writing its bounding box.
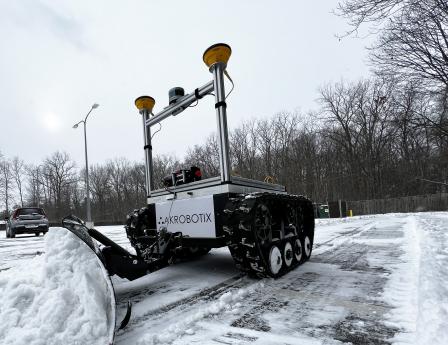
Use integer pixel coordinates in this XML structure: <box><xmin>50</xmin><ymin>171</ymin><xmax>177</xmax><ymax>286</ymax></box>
<box><xmin>5</xmin><ymin>207</ymin><xmax>49</xmax><ymax>238</ymax></box>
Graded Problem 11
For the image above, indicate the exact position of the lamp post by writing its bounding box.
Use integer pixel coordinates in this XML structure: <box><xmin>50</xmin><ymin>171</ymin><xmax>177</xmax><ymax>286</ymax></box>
<box><xmin>73</xmin><ymin>103</ymin><xmax>99</xmax><ymax>228</ymax></box>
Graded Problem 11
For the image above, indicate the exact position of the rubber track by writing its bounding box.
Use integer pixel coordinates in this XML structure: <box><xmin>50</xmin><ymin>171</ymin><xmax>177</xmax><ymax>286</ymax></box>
<box><xmin>224</xmin><ymin>193</ymin><xmax>315</xmax><ymax>278</ymax></box>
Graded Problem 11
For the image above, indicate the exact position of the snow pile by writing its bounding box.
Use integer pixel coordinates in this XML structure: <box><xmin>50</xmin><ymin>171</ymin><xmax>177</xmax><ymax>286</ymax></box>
<box><xmin>381</xmin><ymin>216</ymin><xmax>420</xmax><ymax>344</ymax></box>
<box><xmin>0</xmin><ymin>227</ymin><xmax>114</xmax><ymax>345</ymax></box>
<box><xmin>137</xmin><ymin>283</ymin><xmax>262</xmax><ymax>345</ymax></box>
<box><xmin>414</xmin><ymin>214</ymin><xmax>448</xmax><ymax>345</ymax></box>
<box><xmin>382</xmin><ymin>214</ymin><xmax>448</xmax><ymax>345</ymax></box>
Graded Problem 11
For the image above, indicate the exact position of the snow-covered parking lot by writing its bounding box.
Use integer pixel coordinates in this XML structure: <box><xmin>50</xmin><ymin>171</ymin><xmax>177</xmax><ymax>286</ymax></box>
<box><xmin>1</xmin><ymin>213</ymin><xmax>447</xmax><ymax>345</ymax></box>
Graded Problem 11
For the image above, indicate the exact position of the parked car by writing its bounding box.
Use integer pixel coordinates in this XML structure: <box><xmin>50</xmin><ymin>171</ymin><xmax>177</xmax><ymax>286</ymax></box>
<box><xmin>5</xmin><ymin>207</ymin><xmax>49</xmax><ymax>238</ymax></box>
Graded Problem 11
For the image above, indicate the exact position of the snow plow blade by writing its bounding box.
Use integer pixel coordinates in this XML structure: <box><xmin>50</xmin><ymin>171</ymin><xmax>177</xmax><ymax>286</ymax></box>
<box><xmin>61</xmin><ymin>215</ymin><xmax>117</xmax><ymax>344</ymax></box>
<box><xmin>61</xmin><ymin>215</ymin><xmax>143</xmax><ymax>343</ymax></box>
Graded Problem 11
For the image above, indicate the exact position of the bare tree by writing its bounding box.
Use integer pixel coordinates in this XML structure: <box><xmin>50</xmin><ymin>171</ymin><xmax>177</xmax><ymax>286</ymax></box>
<box><xmin>127</xmin><ymin>162</ymin><xmax>146</xmax><ymax>209</ymax></box>
<box><xmin>0</xmin><ymin>154</ymin><xmax>14</xmax><ymax>216</ymax></box>
<box><xmin>271</xmin><ymin>112</ymin><xmax>301</xmax><ymax>184</ymax></box>
<box><xmin>89</xmin><ymin>164</ymin><xmax>112</xmax><ymax>221</ymax></box>
<box><xmin>256</xmin><ymin>119</ymin><xmax>276</xmax><ymax>178</ymax></box>
<box><xmin>152</xmin><ymin>154</ymin><xmax>181</xmax><ymax>189</ymax></box>
<box><xmin>41</xmin><ymin>151</ymin><xmax>77</xmax><ymax>219</ymax></box>
<box><xmin>319</xmin><ymin>79</ymin><xmax>399</xmax><ymax>199</ymax></box>
<box><xmin>230</xmin><ymin>120</ymin><xmax>260</xmax><ymax>179</ymax></box>
<box><xmin>185</xmin><ymin>135</ymin><xmax>220</xmax><ymax>178</ymax></box>
<box><xmin>337</xmin><ymin>0</ymin><xmax>448</xmax><ymax>90</ymax></box>
<box><xmin>11</xmin><ymin>156</ymin><xmax>25</xmax><ymax>207</ymax></box>
<box><xmin>26</xmin><ymin>164</ymin><xmax>42</xmax><ymax>207</ymax></box>
<box><xmin>106</xmin><ymin>158</ymin><xmax>132</xmax><ymax>220</ymax></box>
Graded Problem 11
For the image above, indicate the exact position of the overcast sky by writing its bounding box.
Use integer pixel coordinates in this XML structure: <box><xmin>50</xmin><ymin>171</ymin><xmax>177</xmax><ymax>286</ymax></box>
<box><xmin>0</xmin><ymin>0</ymin><xmax>374</xmax><ymax>168</ymax></box>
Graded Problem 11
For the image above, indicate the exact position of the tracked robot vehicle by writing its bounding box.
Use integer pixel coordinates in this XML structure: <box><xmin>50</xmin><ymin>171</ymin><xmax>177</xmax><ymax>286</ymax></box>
<box><xmin>64</xmin><ymin>43</ymin><xmax>314</xmax><ymax>285</ymax></box>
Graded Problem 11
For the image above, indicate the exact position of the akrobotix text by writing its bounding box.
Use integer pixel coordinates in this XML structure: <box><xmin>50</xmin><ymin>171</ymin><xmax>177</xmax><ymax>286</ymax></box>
<box><xmin>163</xmin><ymin>213</ymin><xmax>213</xmax><ymax>225</ymax></box>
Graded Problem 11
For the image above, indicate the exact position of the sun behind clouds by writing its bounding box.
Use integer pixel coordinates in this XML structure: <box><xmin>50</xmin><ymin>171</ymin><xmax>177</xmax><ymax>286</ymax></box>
<box><xmin>40</xmin><ymin>112</ymin><xmax>61</xmax><ymax>132</ymax></box>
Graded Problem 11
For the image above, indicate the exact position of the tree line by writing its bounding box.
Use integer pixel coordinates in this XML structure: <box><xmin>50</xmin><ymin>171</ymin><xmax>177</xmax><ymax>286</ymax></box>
<box><xmin>1</xmin><ymin>77</ymin><xmax>446</xmax><ymax>222</ymax></box>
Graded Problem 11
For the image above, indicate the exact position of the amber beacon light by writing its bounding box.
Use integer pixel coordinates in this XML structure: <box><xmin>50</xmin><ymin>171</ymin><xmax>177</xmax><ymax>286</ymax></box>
<box><xmin>135</xmin><ymin>96</ymin><xmax>155</xmax><ymax>113</ymax></box>
<box><xmin>203</xmin><ymin>43</ymin><xmax>232</xmax><ymax>70</ymax></box>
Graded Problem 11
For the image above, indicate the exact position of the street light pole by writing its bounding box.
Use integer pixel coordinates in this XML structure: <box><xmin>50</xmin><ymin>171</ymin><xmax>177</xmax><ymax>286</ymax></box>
<box><xmin>73</xmin><ymin>103</ymin><xmax>99</xmax><ymax>228</ymax></box>
<box><xmin>83</xmin><ymin>119</ymin><xmax>92</xmax><ymax>225</ymax></box>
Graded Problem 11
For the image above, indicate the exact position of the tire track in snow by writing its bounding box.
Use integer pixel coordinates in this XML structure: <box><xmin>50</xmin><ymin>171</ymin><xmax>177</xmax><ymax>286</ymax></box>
<box><xmin>116</xmin><ymin>273</ymin><xmax>251</xmax><ymax>334</ymax></box>
<box><xmin>313</xmin><ymin>220</ymin><xmax>376</xmax><ymax>250</ymax></box>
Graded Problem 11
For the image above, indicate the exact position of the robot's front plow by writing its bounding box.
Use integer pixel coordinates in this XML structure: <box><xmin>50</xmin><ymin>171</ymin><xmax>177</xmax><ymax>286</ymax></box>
<box><xmin>61</xmin><ymin>214</ymin><xmax>199</xmax><ymax>343</ymax></box>
<box><xmin>61</xmin><ymin>216</ymin><xmax>150</xmax><ymax>344</ymax></box>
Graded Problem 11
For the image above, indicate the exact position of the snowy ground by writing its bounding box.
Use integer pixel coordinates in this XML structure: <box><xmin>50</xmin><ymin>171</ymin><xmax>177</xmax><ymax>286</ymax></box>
<box><xmin>0</xmin><ymin>213</ymin><xmax>447</xmax><ymax>345</ymax></box>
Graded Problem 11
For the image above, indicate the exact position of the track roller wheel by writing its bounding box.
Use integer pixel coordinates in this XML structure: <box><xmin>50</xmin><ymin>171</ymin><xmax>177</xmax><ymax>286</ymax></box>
<box><xmin>283</xmin><ymin>241</ymin><xmax>293</xmax><ymax>267</ymax></box>
<box><xmin>293</xmin><ymin>238</ymin><xmax>303</xmax><ymax>263</ymax></box>
<box><xmin>303</xmin><ymin>235</ymin><xmax>312</xmax><ymax>261</ymax></box>
<box><xmin>267</xmin><ymin>245</ymin><xmax>283</xmax><ymax>277</ymax></box>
